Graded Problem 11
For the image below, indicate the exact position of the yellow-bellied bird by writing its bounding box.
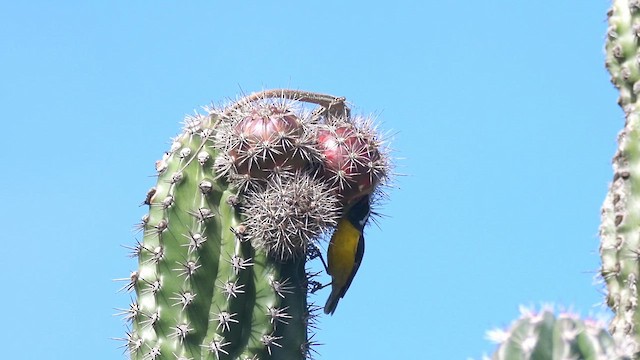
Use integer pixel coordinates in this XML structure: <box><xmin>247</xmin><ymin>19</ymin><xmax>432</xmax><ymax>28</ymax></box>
<box><xmin>324</xmin><ymin>195</ymin><xmax>371</xmax><ymax>315</ymax></box>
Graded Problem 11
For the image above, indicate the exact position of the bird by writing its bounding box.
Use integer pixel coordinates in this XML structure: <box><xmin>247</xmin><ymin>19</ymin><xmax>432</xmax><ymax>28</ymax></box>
<box><xmin>324</xmin><ymin>194</ymin><xmax>371</xmax><ymax>315</ymax></box>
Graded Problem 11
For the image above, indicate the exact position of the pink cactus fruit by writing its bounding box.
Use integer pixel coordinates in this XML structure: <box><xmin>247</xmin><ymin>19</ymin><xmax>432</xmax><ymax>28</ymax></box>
<box><xmin>215</xmin><ymin>103</ymin><xmax>318</xmax><ymax>185</ymax></box>
<box><xmin>316</xmin><ymin>120</ymin><xmax>385</xmax><ymax>204</ymax></box>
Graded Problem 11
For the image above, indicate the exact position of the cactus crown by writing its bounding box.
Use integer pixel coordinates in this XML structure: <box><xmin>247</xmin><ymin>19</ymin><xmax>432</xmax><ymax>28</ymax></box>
<box><xmin>212</xmin><ymin>90</ymin><xmax>391</xmax><ymax>259</ymax></box>
<box><xmin>117</xmin><ymin>89</ymin><xmax>391</xmax><ymax>360</ymax></box>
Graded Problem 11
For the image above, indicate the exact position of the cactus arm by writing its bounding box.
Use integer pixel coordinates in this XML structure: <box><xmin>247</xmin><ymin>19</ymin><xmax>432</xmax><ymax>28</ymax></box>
<box><xmin>601</xmin><ymin>0</ymin><xmax>640</xmax><ymax>353</ymax></box>
<box><xmin>129</xmin><ymin>116</ymin><xmax>225</xmax><ymax>358</ymax></box>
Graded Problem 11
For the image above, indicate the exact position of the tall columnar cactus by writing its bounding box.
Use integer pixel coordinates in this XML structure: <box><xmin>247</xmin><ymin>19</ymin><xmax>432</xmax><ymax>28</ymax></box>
<box><xmin>487</xmin><ymin>307</ymin><xmax>632</xmax><ymax>360</ymax></box>
<box><xmin>116</xmin><ymin>89</ymin><xmax>390</xmax><ymax>360</ymax></box>
<box><xmin>601</xmin><ymin>0</ymin><xmax>640</xmax><ymax>356</ymax></box>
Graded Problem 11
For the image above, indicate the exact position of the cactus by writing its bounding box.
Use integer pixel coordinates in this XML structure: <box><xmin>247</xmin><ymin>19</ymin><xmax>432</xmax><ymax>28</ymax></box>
<box><xmin>487</xmin><ymin>0</ymin><xmax>640</xmax><ymax>358</ymax></box>
<box><xmin>600</xmin><ymin>0</ymin><xmax>640</xmax><ymax>355</ymax></box>
<box><xmin>487</xmin><ymin>307</ymin><xmax>632</xmax><ymax>360</ymax></box>
<box><xmin>117</xmin><ymin>89</ymin><xmax>390</xmax><ymax>360</ymax></box>
<box><xmin>484</xmin><ymin>2</ymin><xmax>640</xmax><ymax>359</ymax></box>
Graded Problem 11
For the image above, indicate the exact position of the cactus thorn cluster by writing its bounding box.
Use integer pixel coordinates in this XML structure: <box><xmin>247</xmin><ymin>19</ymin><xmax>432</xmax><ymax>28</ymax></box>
<box><xmin>117</xmin><ymin>89</ymin><xmax>392</xmax><ymax>359</ymax></box>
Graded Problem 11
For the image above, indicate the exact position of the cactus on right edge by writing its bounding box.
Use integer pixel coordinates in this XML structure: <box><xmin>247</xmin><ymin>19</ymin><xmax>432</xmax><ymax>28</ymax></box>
<box><xmin>487</xmin><ymin>308</ymin><xmax>632</xmax><ymax>360</ymax></box>
<box><xmin>116</xmin><ymin>89</ymin><xmax>391</xmax><ymax>360</ymax></box>
<box><xmin>601</xmin><ymin>0</ymin><xmax>640</xmax><ymax>356</ymax></box>
<box><xmin>484</xmin><ymin>2</ymin><xmax>640</xmax><ymax>359</ymax></box>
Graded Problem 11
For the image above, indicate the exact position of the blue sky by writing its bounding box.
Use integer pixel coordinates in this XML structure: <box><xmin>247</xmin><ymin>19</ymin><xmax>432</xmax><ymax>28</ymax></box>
<box><xmin>0</xmin><ymin>1</ymin><xmax>617</xmax><ymax>359</ymax></box>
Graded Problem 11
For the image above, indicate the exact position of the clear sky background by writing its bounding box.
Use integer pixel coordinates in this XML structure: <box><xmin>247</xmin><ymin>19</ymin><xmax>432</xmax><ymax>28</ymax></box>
<box><xmin>0</xmin><ymin>1</ymin><xmax>618</xmax><ymax>359</ymax></box>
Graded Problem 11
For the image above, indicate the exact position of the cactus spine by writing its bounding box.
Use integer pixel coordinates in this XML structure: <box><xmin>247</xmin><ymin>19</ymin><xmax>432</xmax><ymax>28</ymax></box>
<box><xmin>118</xmin><ymin>90</ymin><xmax>390</xmax><ymax>360</ymax></box>
<box><xmin>601</xmin><ymin>0</ymin><xmax>640</xmax><ymax>355</ymax></box>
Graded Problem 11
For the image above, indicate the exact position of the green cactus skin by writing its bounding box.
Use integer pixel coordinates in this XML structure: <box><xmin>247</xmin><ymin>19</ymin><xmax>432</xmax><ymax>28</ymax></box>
<box><xmin>118</xmin><ymin>90</ymin><xmax>391</xmax><ymax>360</ymax></box>
<box><xmin>120</xmin><ymin>112</ymin><xmax>309</xmax><ymax>360</ymax></box>
<box><xmin>601</xmin><ymin>0</ymin><xmax>640</xmax><ymax>354</ymax></box>
<box><xmin>488</xmin><ymin>308</ymin><xmax>632</xmax><ymax>360</ymax></box>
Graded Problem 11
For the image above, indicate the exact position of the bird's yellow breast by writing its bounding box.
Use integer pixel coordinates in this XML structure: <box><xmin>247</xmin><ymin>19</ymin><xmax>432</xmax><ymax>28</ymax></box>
<box><xmin>327</xmin><ymin>218</ymin><xmax>361</xmax><ymax>285</ymax></box>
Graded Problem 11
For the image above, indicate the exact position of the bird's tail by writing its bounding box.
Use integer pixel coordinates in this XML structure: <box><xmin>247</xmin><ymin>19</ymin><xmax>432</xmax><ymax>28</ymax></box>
<box><xmin>324</xmin><ymin>287</ymin><xmax>341</xmax><ymax>315</ymax></box>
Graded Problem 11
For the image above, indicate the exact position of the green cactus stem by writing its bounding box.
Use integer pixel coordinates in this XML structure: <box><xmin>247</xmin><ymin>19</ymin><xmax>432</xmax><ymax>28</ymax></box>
<box><xmin>118</xmin><ymin>111</ymin><xmax>309</xmax><ymax>359</ymax></box>
<box><xmin>487</xmin><ymin>308</ymin><xmax>632</xmax><ymax>360</ymax></box>
<box><xmin>601</xmin><ymin>0</ymin><xmax>640</xmax><ymax>355</ymax></box>
<box><xmin>117</xmin><ymin>89</ymin><xmax>391</xmax><ymax>360</ymax></box>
